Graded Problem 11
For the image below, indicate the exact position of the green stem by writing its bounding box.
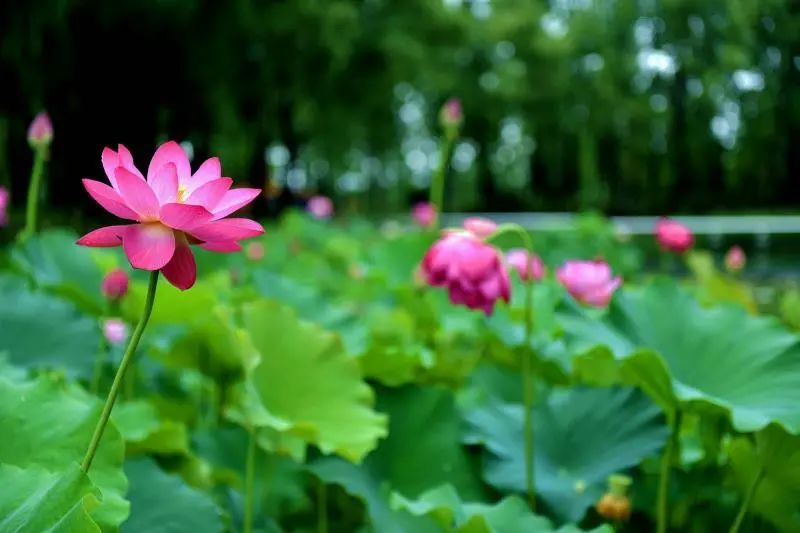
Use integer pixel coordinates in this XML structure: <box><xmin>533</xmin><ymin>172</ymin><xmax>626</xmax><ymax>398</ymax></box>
<box><xmin>244</xmin><ymin>427</ymin><xmax>256</xmax><ymax>533</ymax></box>
<box><xmin>81</xmin><ymin>271</ymin><xmax>159</xmax><ymax>473</ymax></box>
<box><xmin>488</xmin><ymin>223</ymin><xmax>536</xmax><ymax>509</ymax></box>
<box><xmin>429</xmin><ymin>137</ymin><xmax>454</xmax><ymax>225</ymax></box>
<box><xmin>317</xmin><ymin>479</ymin><xmax>328</xmax><ymax>533</ymax></box>
<box><xmin>21</xmin><ymin>148</ymin><xmax>46</xmax><ymax>239</ymax></box>
<box><xmin>656</xmin><ymin>412</ymin><xmax>679</xmax><ymax>533</ymax></box>
<box><xmin>729</xmin><ymin>468</ymin><xmax>765</xmax><ymax>533</ymax></box>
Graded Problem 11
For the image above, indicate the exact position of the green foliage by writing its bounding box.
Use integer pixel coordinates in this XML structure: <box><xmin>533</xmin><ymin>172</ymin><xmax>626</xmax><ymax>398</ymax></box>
<box><xmin>122</xmin><ymin>457</ymin><xmax>223</xmax><ymax>533</ymax></box>
<box><xmin>564</xmin><ymin>281</ymin><xmax>800</xmax><ymax>433</ymax></box>
<box><xmin>0</xmin><ymin>374</ymin><xmax>128</xmax><ymax>530</ymax></box>
<box><xmin>464</xmin><ymin>386</ymin><xmax>668</xmax><ymax>523</ymax></box>
<box><xmin>1</xmin><ymin>217</ymin><xmax>799</xmax><ymax>532</ymax></box>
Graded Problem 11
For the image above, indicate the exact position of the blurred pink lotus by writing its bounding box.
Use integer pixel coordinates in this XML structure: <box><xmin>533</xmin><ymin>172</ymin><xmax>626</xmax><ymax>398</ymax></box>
<box><xmin>557</xmin><ymin>259</ymin><xmax>621</xmax><ymax>307</ymax></box>
<box><xmin>412</xmin><ymin>202</ymin><xmax>437</xmax><ymax>228</ymax></box>
<box><xmin>421</xmin><ymin>231</ymin><xmax>510</xmax><ymax>315</ymax></box>
<box><xmin>27</xmin><ymin>111</ymin><xmax>53</xmax><ymax>149</ymax></box>
<box><xmin>506</xmin><ymin>249</ymin><xmax>545</xmax><ymax>282</ymax></box>
<box><xmin>246</xmin><ymin>241</ymin><xmax>265</xmax><ymax>261</ymax></box>
<box><xmin>77</xmin><ymin>141</ymin><xmax>263</xmax><ymax>290</ymax></box>
<box><xmin>655</xmin><ymin>218</ymin><xmax>693</xmax><ymax>253</ymax></box>
<box><xmin>101</xmin><ymin>269</ymin><xmax>129</xmax><ymax>301</ymax></box>
<box><xmin>103</xmin><ymin>318</ymin><xmax>128</xmax><ymax>345</ymax></box>
<box><xmin>307</xmin><ymin>195</ymin><xmax>334</xmax><ymax>219</ymax></box>
<box><xmin>0</xmin><ymin>186</ymin><xmax>8</xmax><ymax>226</ymax></box>
<box><xmin>463</xmin><ymin>217</ymin><xmax>497</xmax><ymax>239</ymax></box>
<box><xmin>439</xmin><ymin>98</ymin><xmax>463</xmax><ymax>128</ymax></box>
<box><xmin>725</xmin><ymin>245</ymin><xmax>746</xmax><ymax>272</ymax></box>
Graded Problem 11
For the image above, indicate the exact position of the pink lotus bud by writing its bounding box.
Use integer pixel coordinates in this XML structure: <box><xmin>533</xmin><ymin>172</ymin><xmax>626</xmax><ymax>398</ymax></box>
<box><xmin>463</xmin><ymin>217</ymin><xmax>498</xmax><ymax>239</ymax></box>
<box><xmin>420</xmin><ymin>231</ymin><xmax>510</xmax><ymax>315</ymax></box>
<box><xmin>654</xmin><ymin>218</ymin><xmax>693</xmax><ymax>253</ymax></box>
<box><xmin>101</xmin><ymin>269</ymin><xmax>129</xmax><ymax>301</ymax></box>
<box><xmin>0</xmin><ymin>186</ymin><xmax>8</xmax><ymax>227</ymax></box>
<box><xmin>439</xmin><ymin>98</ymin><xmax>463</xmax><ymax>130</ymax></box>
<box><xmin>307</xmin><ymin>195</ymin><xmax>334</xmax><ymax>219</ymax></box>
<box><xmin>725</xmin><ymin>245</ymin><xmax>746</xmax><ymax>272</ymax></box>
<box><xmin>27</xmin><ymin>111</ymin><xmax>53</xmax><ymax>149</ymax></box>
<box><xmin>103</xmin><ymin>318</ymin><xmax>128</xmax><ymax>345</ymax></box>
<box><xmin>556</xmin><ymin>259</ymin><xmax>621</xmax><ymax>307</ymax></box>
<box><xmin>411</xmin><ymin>202</ymin><xmax>437</xmax><ymax>228</ymax></box>
<box><xmin>506</xmin><ymin>249</ymin><xmax>545</xmax><ymax>282</ymax></box>
<box><xmin>246</xmin><ymin>241</ymin><xmax>265</xmax><ymax>261</ymax></box>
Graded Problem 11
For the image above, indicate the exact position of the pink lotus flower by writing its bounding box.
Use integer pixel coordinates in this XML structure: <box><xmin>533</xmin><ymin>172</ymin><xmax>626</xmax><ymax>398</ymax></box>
<box><xmin>28</xmin><ymin>112</ymin><xmax>53</xmax><ymax>149</ymax></box>
<box><xmin>412</xmin><ymin>202</ymin><xmax>437</xmax><ymax>228</ymax></box>
<box><xmin>421</xmin><ymin>231</ymin><xmax>510</xmax><ymax>315</ymax></box>
<box><xmin>77</xmin><ymin>141</ymin><xmax>263</xmax><ymax>290</ymax></box>
<box><xmin>725</xmin><ymin>245</ymin><xmax>746</xmax><ymax>272</ymax></box>
<box><xmin>557</xmin><ymin>260</ymin><xmax>621</xmax><ymax>307</ymax></box>
<box><xmin>0</xmin><ymin>186</ymin><xmax>8</xmax><ymax>226</ymax></box>
<box><xmin>101</xmin><ymin>268</ymin><xmax>129</xmax><ymax>301</ymax></box>
<box><xmin>307</xmin><ymin>195</ymin><xmax>334</xmax><ymax>219</ymax></box>
<box><xmin>506</xmin><ymin>249</ymin><xmax>545</xmax><ymax>282</ymax></box>
<box><xmin>246</xmin><ymin>241</ymin><xmax>265</xmax><ymax>261</ymax></box>
<box><xmin>463</xmin><ymin>217</ymin><xmax>497</xmax><ymax>239</ymax></box>
<box><xmin>655</xmin><ymin>218</ymin><xmax>693</xmax><ymax>253</ymax></box>
<box><xmin>103</xmin><ymin>318</ymin><xmax>128</xmax><ymax>345</ymax></box>
<box><xmin>439</xmin><ymin>98</ymin><xmax>463</xmax><ymax>129</ymax></box>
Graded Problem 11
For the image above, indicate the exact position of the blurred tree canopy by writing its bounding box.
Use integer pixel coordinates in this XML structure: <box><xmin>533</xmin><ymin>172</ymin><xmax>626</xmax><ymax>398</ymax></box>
<box><xmin>1</xmin><ymin>0</ymin><xmax>799</xmax><ymax>216</ymax></box>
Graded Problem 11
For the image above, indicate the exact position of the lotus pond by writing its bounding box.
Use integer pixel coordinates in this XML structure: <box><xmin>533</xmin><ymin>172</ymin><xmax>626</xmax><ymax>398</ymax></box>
<box><xmin>3</xmin><ymin>164</ymin><xmax>800</xmax><ymax>533</ymax></box>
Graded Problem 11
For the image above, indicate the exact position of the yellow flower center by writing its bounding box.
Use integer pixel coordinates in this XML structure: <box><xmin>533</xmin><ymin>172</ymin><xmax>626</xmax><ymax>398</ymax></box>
<box><xmin>177</xmin><ymin>184</ymin><xmax>188</xmax><ymax>203</ymax></box>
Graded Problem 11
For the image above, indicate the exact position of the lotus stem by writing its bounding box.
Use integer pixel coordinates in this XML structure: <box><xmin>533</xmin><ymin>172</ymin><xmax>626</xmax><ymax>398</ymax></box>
<box><xmin>429</xmin><ymin>136</ymin><xmax>454</xmax><ymax>226</ymax></box>
<box><xmin>244</xmin><ymin>427</ymin><xmax>256</xmax><ymax>533</ymax></box>
<box><xmin>656</xmin><ymin>411</ymin><xmax>679</xmax><ymax>533</ymax></box>
<box><xmin>488</xmin><ymin>223</ymin><xmax>537</xmax><ymax>509</ymax></box>
<box><xmin>729</xmin><ymin>467</ymin><xmax>765</xmax><ymax>533</ymax></box>
<box><xmin>21</xmin><ymin>147</ymin><xmax>46</xmax><ymax>239</ymax></box>
<box><xmin>81</xmin><ymin>271</ymin><xmax>159</xmax><ymax>473</ymax></box>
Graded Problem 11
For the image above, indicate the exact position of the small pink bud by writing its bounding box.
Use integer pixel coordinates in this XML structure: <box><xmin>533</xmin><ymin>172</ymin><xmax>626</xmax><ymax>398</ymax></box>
<box><xmin>412</xmin><ymin>202</ymin><xmax>437</xmax><ymax>228</ymax></box>
<box><xmin>506</xmin><ymin>249</ymin><xmax>545</xmax><ymax>282</ymax></box>
<box><xmin>654</xmin><ymin>218</ymin><xmax>693</xmax><ymax>253</ymax></box>
<box><xmin>27</xmin><ymin>111</ymin><xmax>53</xmax><ymax>149</ymax></box>
<box><xmin>557</xmin><ymin>259</ymin><xmax>621</xmax><ymax>307</ymax></box>
<box><xmin>725</xmin><ymin>245</ymin><xmax>746</xmax><ymax>272</ymax></box>
<box><xmin>420</xmin><ymin>231</ymin><xmax>510</xmax><ymax>315</ymax></box>
<box><xmin>103</xmin><ymin>318</ymin><xmax>128</xmax><ymax>345</ymax></box>
<box><xmin>246</xmin><ymin>241</ymin><xmax>265</xmax><ymax>261</ymax></box>
<box><xmin>101</xmin><ymin>269</ymin><xmax>129</xmax><ymax>301</ymax></box>
<box><xmin>439</xmin><ymin>98</ymin><xmax>463</xmax><ymax>130</ymax></box>
<box><xmin>307</xmin><ymin>195</ymin><xmax>334</xmax><ymax>219</ymax></box>
<box><xmin>463</xmin><ymin>217</ymin><xmax>498</xmax><ymax>239</ymax></box>
<box><xmin>0</xmin><ymin>186</ymin><xmax>8</xmax><ymax>227</ymax></box>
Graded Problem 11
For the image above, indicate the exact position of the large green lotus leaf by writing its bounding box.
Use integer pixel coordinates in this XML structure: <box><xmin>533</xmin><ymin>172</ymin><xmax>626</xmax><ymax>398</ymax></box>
<box><xmin>10</xmin><ymin>229</ymin><xmax>112</xmax><ymax>315</ymax></box>
<box><xmin>728</xmin><ymin>425</ymin><xmax>800</xmax><ymax>531</ymax></box>
<box><xmin>309</xmin><ymin>385</ymin><xmax>486</xmax><ymax>532</ymax></box>
<box><xmin>0</xmin><ymin>283</ymin><xmax>100</xmax><ymax>379</ymax></box>
<box><xmin>112</xmin><ymin>401</ymin><xmax>191</xmax><ymax>457</ymax></box>
<box><xmin>309</xmin><ymin>457</ymin><xmax>439</xmax><ymax>533</ymax></box>
<box><xmin>0</xmin><ymin>375</ymin><xmax>128</xmax><ymax>530</ymax></box>
<box><xmin>390</xmin><ymin>484</ymin><xmax>612</xmax><ymax>533</ymax></box>
<box><xmin>463</xmin><ymin>386</ymin><xmax>668</xmax><ymax>523</ymax></box>
<box><xmin>0</xmin><ymin>463</ymin><xmax>101</xmax><ymax>533</ymax></box>
<box><xmin>121</xmin><ymin>272</ymin><xmax>229</xmax><ymax>325</ymax></box>
<box><xmin>193</xmin><ymin>425</ymin><xmax>310</xmax><ymax>518</ymax></box>
<box><xmin>562</xmin><ymin>281</ymin><xmax>800</xmax><ymax>433</ymax></box>
<box><xmin>122</xmin><ymin>457</ymin><xmax>223</xmax><ymax>532</ymax></box>
<box><xmin>231</xmin><ymin>300</ymin><xmax>387</xmax><ymax>462</ymax></box>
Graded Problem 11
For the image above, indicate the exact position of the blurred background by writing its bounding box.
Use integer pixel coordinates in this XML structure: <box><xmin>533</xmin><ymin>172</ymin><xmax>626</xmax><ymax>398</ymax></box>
<box><xmin>1</xmin><ymin>0</ymin><xmax>799</xmax><ymax>218</ymax></box>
